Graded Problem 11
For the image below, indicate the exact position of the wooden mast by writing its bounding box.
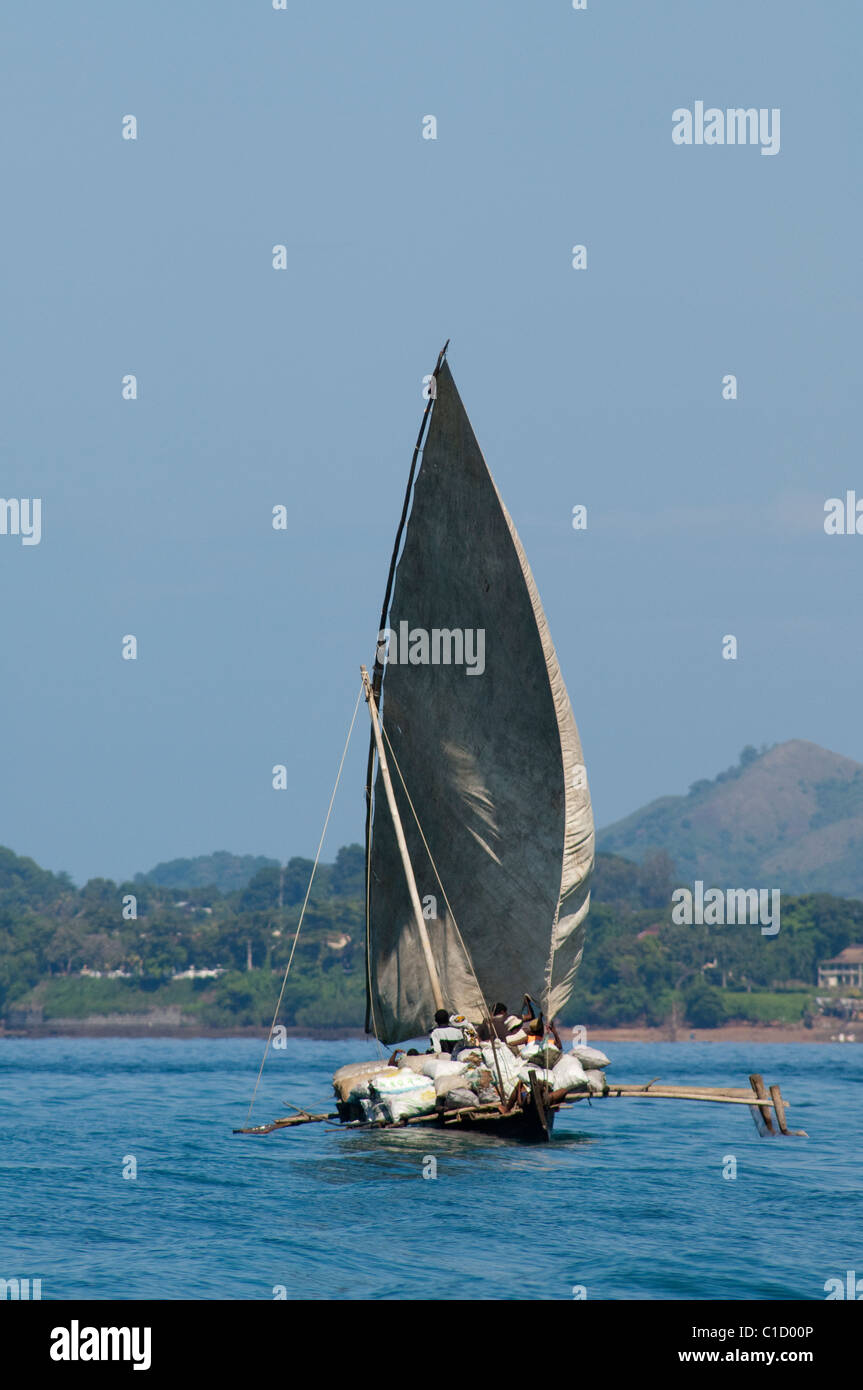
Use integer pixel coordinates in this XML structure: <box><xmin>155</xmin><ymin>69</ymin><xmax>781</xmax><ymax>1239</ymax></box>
<box><xmin>360</xmin><ymin>664</ymin><xmax>445</xmax><ymax>1013</ymax></box>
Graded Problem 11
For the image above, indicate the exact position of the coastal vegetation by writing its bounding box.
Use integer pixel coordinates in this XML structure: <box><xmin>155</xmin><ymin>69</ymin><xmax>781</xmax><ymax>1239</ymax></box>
<box><xmin>1</xmin><ymin>840</ymin><xmax>861</xmax><ymax>1032</ymax></box>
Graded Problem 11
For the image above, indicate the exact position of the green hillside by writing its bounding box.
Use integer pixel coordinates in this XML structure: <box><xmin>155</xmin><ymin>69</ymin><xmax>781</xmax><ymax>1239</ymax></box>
<box><xmin>598</xmin><ymin>740</ymin><xmax>863</xmax><ymax>898</ymax></box>
<box><xmin>135</xmin><ymin>851</ymin><xmax>279</xmax><ymax>894</ymax></box>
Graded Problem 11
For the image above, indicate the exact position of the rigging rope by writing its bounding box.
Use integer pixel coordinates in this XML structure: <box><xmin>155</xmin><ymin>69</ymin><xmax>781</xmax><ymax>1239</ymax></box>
<box><xmin>364</xmin><ymin>772</ymin><xmax>385</xmax><ymax>1061</ymax></box>
<box><xmin>244</xmin><ymin>684</ymin><xmax>363</xmax><ymax>1126</ymax></box>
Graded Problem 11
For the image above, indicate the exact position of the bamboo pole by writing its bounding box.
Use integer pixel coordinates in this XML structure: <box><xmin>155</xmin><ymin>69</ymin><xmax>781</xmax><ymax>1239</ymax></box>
<box><xmin>605</xmin><ymin>1083</ymin><xmax>760</xmax><ymax>1099</ymax></box>
<box><xmin>361</xmin><ymin>665</ymin><xmax>445</xmax><ymax>1013</ymax></box>
<box><xmin>583</xmin><ymin>1091</ymin><xmax>783</xmax><ymax>1106</ymax></box>
<box><xmin>233</xmin><ymin>1112</ymin><xmax>335</xmax><ymax>1134</ymax></box>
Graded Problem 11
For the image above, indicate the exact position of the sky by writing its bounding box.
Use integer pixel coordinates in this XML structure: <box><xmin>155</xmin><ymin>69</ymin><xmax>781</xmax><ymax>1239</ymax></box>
<box><xmin>0</xmin><ymin>1</ymin><xmax>860</xmax><ymax>885</ymax></box>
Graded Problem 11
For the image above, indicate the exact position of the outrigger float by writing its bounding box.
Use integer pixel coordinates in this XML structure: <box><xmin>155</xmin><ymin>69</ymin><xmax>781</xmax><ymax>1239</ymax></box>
<box><xmin>235</xmin><ymin>346</ymin><xmax>807</xmax><ymax>1147</ymax></box>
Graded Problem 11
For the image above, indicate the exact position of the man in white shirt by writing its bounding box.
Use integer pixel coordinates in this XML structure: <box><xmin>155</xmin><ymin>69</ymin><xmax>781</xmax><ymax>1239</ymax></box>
<box><xmin>428</xmin><ymin>1008</ymin><xmax>465</xmax><ymax>1054</ymax></box>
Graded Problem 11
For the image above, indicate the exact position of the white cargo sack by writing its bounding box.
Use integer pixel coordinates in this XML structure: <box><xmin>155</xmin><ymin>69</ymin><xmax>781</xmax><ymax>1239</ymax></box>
<box><xmin>443</xmin><ymin>1088</ymin><xmax>479</xmax><ymax>1110</ymax></box>
<box><xmin>516</xmin><ymin>1065</ymin><xmax>556</xmax><ymax>1087</ymax></box>
<box><xmin>370</xmin><ymin>1068</ymin><xmax>437</xmax><ymax>1121</ymax></box>
<box><xmin>398</xmin><ymin>1054</ymin><xmax>428</xmax><ymax>1073</ymax></box>
<box><xmin>520</xmin><ymin>1041</ymin><xmax>562</xmax><ymax>1068</ymax></box>
<box><xmin>333</xmin><ymin>1060</ymin><xmax>393</xmax><ymax>1102</ymax></box>
<box><xmin>551</xmin><ymin>1054</ymin><xmax>589</xmax><ymax>1093</ymax></box>
<box><xmin>480</xmin><ymin>1044</ymin><xmax>521</xmax><ymax>1085</ymax></box>
<box><xmin>421</xmin><ymin>1056</ymin><xmax>467</xmax><ymax>1080</ymax></box>
<box><xmin>359</xmin><ymin>1098</ymin><xmax>388</xmax><ymax>1123</ymax></box>
<box><xmin>570</xmin><ymin>1044</ymin><xmax>611</xmax><ymax>1070</ymax></box>
<box><xmin>455</xmin><ymin>1047</ymin><xmax>484</xmax><ymax>1066</ymax></box>
<box><xmin>434</xmin><ymin>1067</ymin><xmax>487</xmax><ymax>1099</ymax></box>
<box><xmin>583</xmin><ymin>1068</ymin><xmax>607</xmax><ymax>1094</ymax></box>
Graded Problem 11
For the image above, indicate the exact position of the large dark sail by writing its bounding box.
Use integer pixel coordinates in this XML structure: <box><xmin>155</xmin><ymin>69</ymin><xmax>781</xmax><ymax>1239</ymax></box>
<box><xmin>366</xmin><ymin>359</ymin><xmax>594</xmax><ymax>1043</ymax></box>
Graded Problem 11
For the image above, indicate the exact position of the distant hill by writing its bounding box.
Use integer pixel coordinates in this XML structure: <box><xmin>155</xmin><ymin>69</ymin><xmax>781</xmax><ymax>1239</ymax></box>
<box><xmin>597</xmin><ymin>740</ymin><xmax>863</xmax><ymax>897</ymax></box>
<box><xmin>134</xmin><ymin>851</ymin><xmax>279</xmax><ymax>894</ymax></box>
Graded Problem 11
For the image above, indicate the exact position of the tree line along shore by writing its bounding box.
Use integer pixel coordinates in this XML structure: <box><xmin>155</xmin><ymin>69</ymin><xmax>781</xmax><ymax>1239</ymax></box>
<box><xmin>1</xmin><ymin>843</ymin><xmax>861</xmax><ymax>1036</ymax></box>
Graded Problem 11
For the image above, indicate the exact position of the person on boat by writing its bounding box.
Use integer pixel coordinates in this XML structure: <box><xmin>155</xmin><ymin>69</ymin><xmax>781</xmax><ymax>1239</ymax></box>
<box><xmin>503</xmin><ymin>997</ymin><xmax>563</xmax><ymax>1056</ymax></box>
<box><xmin>477</xmin><ymin>1003</ymin><xmax>513</xmax><ymax>1043</ymax></box>
<box><xmin>428</xmin><ymin>1008</ymin><xmax>465</xmax><ymax>1055</ymax></box>
<box><xmin>491</xmin><ymin>1003</ymin><xmax>511</xmax><ymax>1040</ymax></box>
<box><xmin>385</xmin><ymin>1046</ymin><xmax>422</xmax><ymax>1066</ymax></box>
<box><xmin>452</xmin><ymin>1014</ymin><xmax>479</xmax><ymax>1052</ymax></box>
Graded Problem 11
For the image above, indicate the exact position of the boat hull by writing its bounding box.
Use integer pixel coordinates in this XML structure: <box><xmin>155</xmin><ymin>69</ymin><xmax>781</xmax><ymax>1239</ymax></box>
<box><xmin>444</xmin><ymin>1102</ymin><xmax>555</xmax><ymax>1142</ymax></box>
<box><xmin>338</xmin><ymin>1088</ymin><xmax>555</xmax><ymax>1142</ymax></box>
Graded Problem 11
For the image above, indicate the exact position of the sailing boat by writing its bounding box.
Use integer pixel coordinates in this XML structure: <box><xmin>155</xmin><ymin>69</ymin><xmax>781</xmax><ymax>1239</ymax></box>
<box><xmin>348</xmin><ymin>342</ymin><xmax>593</xmax><ymax>1140</ymax></box>
<box><xmin>235</xmin><ymin>345</ymin><xmax>805</xmax><ymax>1145</ymax></box>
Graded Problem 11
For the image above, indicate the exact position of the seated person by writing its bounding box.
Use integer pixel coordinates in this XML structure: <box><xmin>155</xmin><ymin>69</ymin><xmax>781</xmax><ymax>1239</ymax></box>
<box><xmin>453</xmin><ymin>1015</ymin><xmax>479</xmax><ymax>1052</ymax></box>
<box><xmin>491</xmin><ymin>1002</ymin><xmax>511</xmax><ymax>1040</ymax></box>
<box><xmin>386</xmin><ymin>1047</ymin><xmax>421</xmax><ymax>1066</ymax></box>
<box><xmin>428</xmin><ymin>1008</ymin><xmax>466</xmax><ymax>1055</ymax></box>
<box><xmin>477</xmin><ymin>1003</ymin><xmax>512</xmax><ymax>1043</ymax></box>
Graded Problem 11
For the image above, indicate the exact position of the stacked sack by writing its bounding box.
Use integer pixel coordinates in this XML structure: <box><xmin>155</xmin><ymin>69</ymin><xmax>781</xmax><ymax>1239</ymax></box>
<box><xmin>332</xmin><ymin>1060</ymin><xmax>395</xmax><ymax>1122</ymax></box>
<box><xmin>331</xmin><ymin>1032</ymin><xmax>612</xmax><ymax>1123</ymax></box>
<box><xmin>333</xmin><ymin>1060</ymin><xmax>392</xmax><ymax>1104</ymax></box>
<box><xmin>367</xmin><ymin>1068</ymin><xmax>437</xmax><ymax>1122</ymax></box>
<box><xmin>420</xmin><ymin>1053</ymin><xmax>498</xmax><ymax>1111</ymax></box>
<box><xmin>478</xmin><ymin>1033</ymin><xmax>612</xmax><ymax>1100</ymax></box>
<box><xmin>549</xmin><ymin>1042</ymin><xmax>612</xmax><ymax>1097</ymax></box>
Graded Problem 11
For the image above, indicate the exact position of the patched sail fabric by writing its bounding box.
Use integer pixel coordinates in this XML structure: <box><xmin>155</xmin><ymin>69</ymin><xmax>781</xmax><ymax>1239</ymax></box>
<box><xmin>367</xmin><ymin>361</ymin><xmax>594</xmax><ymax>1044</ymax></box>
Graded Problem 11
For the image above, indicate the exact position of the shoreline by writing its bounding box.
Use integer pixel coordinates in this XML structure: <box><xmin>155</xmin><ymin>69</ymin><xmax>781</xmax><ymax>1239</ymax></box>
<box><xmin>583</xmin><ymin>1023</ymin><xmax>858</xmax><ymax>1045</ymax></box>
<box><xmin>0</xmin><ymin>1021</ymin><xmax>857</xmax><ymax>1044</ymax></box>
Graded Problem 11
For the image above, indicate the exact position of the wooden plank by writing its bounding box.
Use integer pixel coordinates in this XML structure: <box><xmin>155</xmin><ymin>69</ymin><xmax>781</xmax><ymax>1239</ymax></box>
<box><xmin>529</xmin><ymin>1072</ymin><xmax>549</xmax><ymax>1135</ymax></box>
<box><xmin>769</xmin><ymin>1084</ymin><xmax>789</xmax><ymax>1135</ymax></box>
<box><xmin>749</xmin><ymin>1074</ymin><xmax>776</xmax><ymax>1134</ymax></box>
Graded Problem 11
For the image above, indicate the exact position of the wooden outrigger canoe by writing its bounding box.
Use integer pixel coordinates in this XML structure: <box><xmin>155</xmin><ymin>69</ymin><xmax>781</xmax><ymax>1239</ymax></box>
<box><xmin>235</xmin><ymin>356</ymin><xmax>809</xmax><ymax>1151</ymax></box>
<box><xmin>234</xmin><ymin>1072</ymin><xmax>807</xmax><ymax>1143</ymax></box>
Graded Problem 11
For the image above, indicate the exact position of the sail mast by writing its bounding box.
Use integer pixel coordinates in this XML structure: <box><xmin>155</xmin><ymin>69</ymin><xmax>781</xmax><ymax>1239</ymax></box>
<box><xmin>361</xmin><ymin>664</ymin><xmax>445</xmax><ymax>1014</ymax></box>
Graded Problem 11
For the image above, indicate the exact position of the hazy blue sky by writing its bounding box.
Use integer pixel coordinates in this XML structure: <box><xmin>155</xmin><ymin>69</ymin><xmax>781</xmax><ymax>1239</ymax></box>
<box><xmin>1</xmin><ymin>1</ymin><xmax>860</xmax><ymax>884</ymax></box>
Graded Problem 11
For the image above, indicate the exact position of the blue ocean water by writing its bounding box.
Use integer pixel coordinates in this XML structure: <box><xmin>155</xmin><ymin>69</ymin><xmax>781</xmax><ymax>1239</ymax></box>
<box><xmin>0</xmin><ymin>1038</ymin><xmax>859</xmax><ymax>1301</ymax></box>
